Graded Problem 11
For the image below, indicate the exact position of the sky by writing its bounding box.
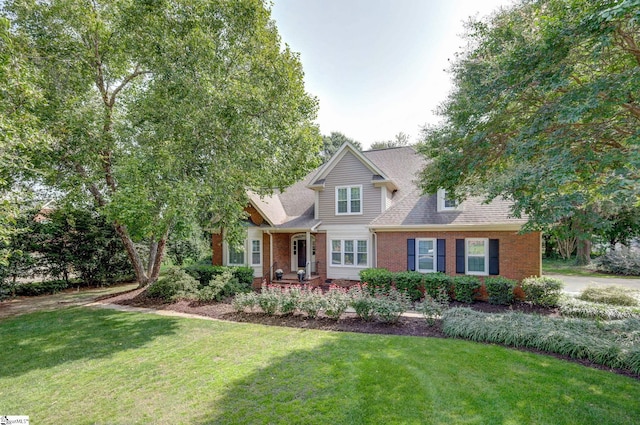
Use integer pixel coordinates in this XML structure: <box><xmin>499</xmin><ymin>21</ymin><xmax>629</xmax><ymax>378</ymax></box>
<box><xmin>270</xmin><ymin>0</ymin><xmax>514</xmax><ymax>149</ymax></box>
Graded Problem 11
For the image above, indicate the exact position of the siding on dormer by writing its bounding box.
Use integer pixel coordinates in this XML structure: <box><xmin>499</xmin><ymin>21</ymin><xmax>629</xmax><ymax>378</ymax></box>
<box><xmin>317</xmin><ymin>151</ymin><xmax>382</xmax><ymax>224</ymax></box>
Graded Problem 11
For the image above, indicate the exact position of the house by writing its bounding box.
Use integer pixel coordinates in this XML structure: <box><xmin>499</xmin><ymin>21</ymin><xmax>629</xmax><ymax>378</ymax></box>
<box><xmin>211</xmin><ymin>142</ymin><xmax>541</xmax><ymax>286</ymax></box>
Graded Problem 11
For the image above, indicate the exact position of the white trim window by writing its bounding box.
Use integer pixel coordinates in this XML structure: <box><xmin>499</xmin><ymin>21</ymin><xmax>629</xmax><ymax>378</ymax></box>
<box><xmin>416</xmin><ymin>238</ymin><xmax>436</xmax><ymax>273</ymax></box>
<box><xmin>437</xmin><ymin>188</ymin><xmax>459</xmax><ymax>212</ymax></box>
<box><xmin>335</xmin><ymin>185</ymin><xmax>362</xmax><ymax>215</ymax></box>
<box><xmin>228</xmin><ymin>243</ymin><xmax>245</xmax><ymax>266</ymax></box>
<box><xmin>466</xmin><ymin>238</ymin><xmax>489</xmax><ymax>276</ymax></box>
<box><xmin>331</xmin><ymin>239</ymin><xmax>368</xmax><ymax>267</ymax></box>
<box><xmin>251</xmin><ymin>239</ymin><xmax>261</xmax><ymax>266</ymax></box>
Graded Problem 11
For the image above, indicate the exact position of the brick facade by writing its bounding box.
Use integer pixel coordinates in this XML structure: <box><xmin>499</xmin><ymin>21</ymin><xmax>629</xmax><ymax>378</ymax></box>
<box><xmin>375</xmin><ymin>230</ymin><xmax>541</xmax><ymax>282</ymax></box>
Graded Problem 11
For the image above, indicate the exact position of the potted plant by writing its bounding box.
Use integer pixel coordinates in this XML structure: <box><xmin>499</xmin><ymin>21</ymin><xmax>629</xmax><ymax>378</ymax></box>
<box><xmin>275</xmin><ymin>269</ymin><xmax>284</xmax><ymax>281</ymax></box>
<box><xmin>297</xmin><ymin>269</ymin><xmax>305</xmax><ymax>282</ymax></box>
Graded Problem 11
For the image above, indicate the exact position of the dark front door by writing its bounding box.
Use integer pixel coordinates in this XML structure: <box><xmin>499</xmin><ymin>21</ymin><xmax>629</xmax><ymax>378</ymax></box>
<box><xmin>297</xmin><ymin>240</ymin><xmax>307</xmax><ymax>268</ymax></box>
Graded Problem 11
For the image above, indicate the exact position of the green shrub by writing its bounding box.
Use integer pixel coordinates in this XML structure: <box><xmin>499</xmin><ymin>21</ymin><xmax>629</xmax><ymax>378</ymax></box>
<box><xmin>485</xmin><ymin>276</ymin><xmax>517</xmax><ymax>305</ymax></box>
<box><xmin>359</xmin><ymin>268</ymin><xmax>393</xmax><ymax>292</ymax></box>
<box><xmin>559</xmin><ymin>296</ymin><xmax>640</xmax><ymax>320</ymax></box>
<box><xmin>577</xmin><ymin>285</ymin><xmax>639</xmax><ymax>307</ymax></box>
<box><xmin>592</xmin><ymin>249</ymin><xmax>640</xmax><ymax>276</ymax></box>
<box><xmin>184</xmin><ymin>264</ymin><xmax>226</xmax><ymax>287</ymax></box>
<box><xmin>324</xmin><ymin>286</ymin><xmax>350</xmax><ymax>320</ymax></box>
<box><xmin>393</xmin><ymin>271</ymin><xmax>424</xmax><ymax>302</ymax></box>
<box><xmin>452</xmin><ymin>276</ymin><xmax>481</xmax><ymax>303</ymax></box>
<box><xmin>13</xmin><ymin>280</ymin><xmax>70</xmax><ymax>297</ymax></box>
<box><xmin>521</xmin><ymin>276</ymin><xmax>564</xmax><ymax>307</ymax></box>
<box><xmin>257</xmin><ymin>285</ymin><xmax>282</xmax><ymax>315</ymax></box>
<box><xmin>196</xmin><ymin>270</ymin><xmax>240</xmax><ymax>302</ymax></box>
<box><xmin>349</xmin><ymin>284</ymin><xmax>376</xmax><ymax>321</ymax></box>
<box><xmin>423</xmin><ymin>273</ymin><xmax>453</xmax><ymax>301</ymax></box>
<box><xmin>442</xmin><ymin>308</ymin><xmax>640</xmax><ymax>374</ymax></box>
<box><xmin>419</xmin><ymin>287</ymin><xmax>450</xmax><ymax>325</ymax></box>
<box><xmin>232</xmin><ymin>292</ymin><xmax>258</xmax><ymax>313</ymax></box>
<box><xmin>232</xmin><ymin>267</ymin><xmax>254</xmax><ymax>287</ymax></box>
<box><xmin>298</xmin><ymin>287</ymin><xmax>326</xmax><ymax>319</ymax></box>
<box><xmin>373</xmin><ymin>288</ymin><xmax>410</xmax><ymax>323</ymax></box>
<box><xmin>147</xmin><ymin>268</ymin><xmax>199</xmax><ymax>301</ymax></box>
<box><xmin>278</xmin><ymin>286</ymin><xmax>302</xmax><ymax>315</ymax></box>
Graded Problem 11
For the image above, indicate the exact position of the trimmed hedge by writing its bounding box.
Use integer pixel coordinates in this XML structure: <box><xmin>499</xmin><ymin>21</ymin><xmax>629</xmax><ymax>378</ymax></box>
<box><xmin>423</xmin><ymin>273</ymin><xmax>453</xmax><ymax>301</ymax></box>
<box><xmin>521</xmin><ymin>276</ymin><xmax>564</xmax><ymax>307</ymax></box>
<box><xmin>453</xmin><ymin>276</ymin><xmax>481</xmax><ymax>303</ymax></box>
<box><xmin>485</xmin><ymin>276</ymin><xmax>517</xmax><ymax>305</ymax></box>
<box><xmin>13</xmin><ymin>280</ymin><xmax>71</xmax><ymax>297</ymax></box>
<box><xmin>359</xmin><ymin>268</ymin><xmax>394</xmax><ymax>292</ymax></box>
<box><xmin>184</xmin><ymin>264</ymin><xmax>254</xmax><ymax>288</ymax></box>
<box><xmin>393</xmin><ymin>271</ymin><xmax>424</xmax><ymax>302</ymax></box>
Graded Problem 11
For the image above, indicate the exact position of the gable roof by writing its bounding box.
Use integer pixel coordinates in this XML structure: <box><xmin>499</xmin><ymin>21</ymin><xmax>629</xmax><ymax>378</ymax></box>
<box><xmin>249</xmin><ymin>144</ymin><xmax>525</xmax><ymax>230</ymax></box>
<box><xmin>308</xmin><ymin>142</ymin><xmax>398</xmax><ymax>191</ymax></box>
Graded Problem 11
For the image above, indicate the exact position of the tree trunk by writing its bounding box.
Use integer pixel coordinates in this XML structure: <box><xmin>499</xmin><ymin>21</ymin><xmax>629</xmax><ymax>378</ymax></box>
<box><xmin>575</xmin><ymin>237</ymin><xmax>592</xmax><ymax>266</ymax></box>
<box><xmin>149</xmin><ymin>232</ymin><xmax>168</xmax><ymax>284</ymax></box>
<box><xmin>147</xmin><ymin>240</ymin><xmax>158</xmax><ymax>276</ymax></box>
<box><xmin>113</xmin><ymin>222</ymin><xmax>149</xmax><ymax>287</ymax></box>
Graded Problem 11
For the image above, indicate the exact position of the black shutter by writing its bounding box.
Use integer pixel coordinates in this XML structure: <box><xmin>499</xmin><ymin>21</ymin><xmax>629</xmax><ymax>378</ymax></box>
<box><xmin>407</xmin><ymin>239</ymin><xmax>416</xmax><ymax>271</ymax></box>
<box><xmin>456</xmin><ymin>239</ymin><xmax>465</xmax><ymax>274</ymax></box>
<box><xmin>489</xmin><ymin>239</ymin><xmax>500</xmax><ymax>275</ymax></box>
<box><xmin>437</xmin><ymin>239</ymin><xmax>446</xmax><ymax>273</ymax></box>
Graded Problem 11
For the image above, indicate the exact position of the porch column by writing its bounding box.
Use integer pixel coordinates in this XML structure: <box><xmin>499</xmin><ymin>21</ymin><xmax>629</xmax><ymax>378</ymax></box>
<box><xmin>306</xmin><ymin>231</ymin><xmax>311</xmax><ymax>281</ymax></box>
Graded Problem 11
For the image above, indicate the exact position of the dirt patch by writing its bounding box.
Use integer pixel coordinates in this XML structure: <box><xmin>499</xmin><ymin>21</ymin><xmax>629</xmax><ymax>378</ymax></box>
<box><xmin>99</xmin><ymin>289</ymin><xmax>639</xmax><ymax>380</ymax></box>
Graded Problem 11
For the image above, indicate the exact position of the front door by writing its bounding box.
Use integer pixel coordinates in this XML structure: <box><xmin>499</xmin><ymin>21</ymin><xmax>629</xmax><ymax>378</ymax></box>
<box><xmin>297</xmin><ymin>240</ymin><xmax>307</xmax><ymax>268</ymax></box>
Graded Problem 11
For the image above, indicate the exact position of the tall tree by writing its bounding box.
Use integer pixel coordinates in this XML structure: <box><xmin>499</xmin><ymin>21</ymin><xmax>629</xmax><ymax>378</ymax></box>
<box><xmin>321</xmin><ymin>131</ymin><xmax>361</xmax><ymax>160</ymax></box>
<box><xmin>3</xmin><ymin>0</ymin><xmax>321</xmax><ymax>285</ymax></box>
<box><xmin>370</xmin><ymin>132</ymin><xmax>411</xmax><ymax>150</ymax></box>
<box><xmin>419</xmin><ymin>0</ymin><xmax>640</xmax><ymax>265</ymax></box>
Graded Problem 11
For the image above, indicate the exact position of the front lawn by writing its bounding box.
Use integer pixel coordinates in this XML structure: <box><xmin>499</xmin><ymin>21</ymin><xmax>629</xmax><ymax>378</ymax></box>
<box><xmin>543</xmin><ymin>258</ymin><xmax>640</xmax><ymax>278</ymax></box>
<box><xmin>1</xmin><ymin>307</ymin><xmax>639</xmax><ymax>424</ymax></box>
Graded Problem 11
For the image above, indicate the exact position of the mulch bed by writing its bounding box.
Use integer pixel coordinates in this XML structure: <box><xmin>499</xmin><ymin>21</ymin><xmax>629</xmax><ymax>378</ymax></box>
<box><xmin>100</xmin><ymin>289</ymin><xmax>639</xmax><ymax>380</ymax></box>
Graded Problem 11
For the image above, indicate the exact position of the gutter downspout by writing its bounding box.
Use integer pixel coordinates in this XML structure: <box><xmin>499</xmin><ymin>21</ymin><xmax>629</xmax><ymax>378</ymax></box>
<box><xmin>370</xmin><ymin>229</ymin><xmax>378</xmax><ymax>269</ymax></box>
<box><xmin>265</xmin><ymin>229</ymin><xmax>274</xmax><ymax>281</ymax></box>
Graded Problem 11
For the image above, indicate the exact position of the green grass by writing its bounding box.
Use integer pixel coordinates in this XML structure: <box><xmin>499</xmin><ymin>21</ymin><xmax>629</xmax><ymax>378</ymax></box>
<box><xmin>1</xmin><ymin>308</ymin><xmax>640</xmax><ymax>424</ymax></box>
<box><xmin>543</xmin><ymin>258</ymin><xmax>639</xmax><ymax>278</ymax></box>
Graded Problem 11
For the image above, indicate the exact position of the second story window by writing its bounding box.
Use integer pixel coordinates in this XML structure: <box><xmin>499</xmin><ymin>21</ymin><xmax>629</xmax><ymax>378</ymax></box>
<box><xmin>437</xmin><ymin>188</ymin><xmax>459</xmax><ymax>212</ymax></box>
<box><xmin>336</xmin><ymin>185</ymin><xmax>362</xmax><ymax>215</ymax></box>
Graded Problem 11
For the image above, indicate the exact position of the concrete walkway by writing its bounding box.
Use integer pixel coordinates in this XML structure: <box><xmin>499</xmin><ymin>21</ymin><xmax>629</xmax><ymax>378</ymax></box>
<box><xmin>546</xmin><ymin>273</ymin><xmax>640</xmax><ymax>295</ymax></box>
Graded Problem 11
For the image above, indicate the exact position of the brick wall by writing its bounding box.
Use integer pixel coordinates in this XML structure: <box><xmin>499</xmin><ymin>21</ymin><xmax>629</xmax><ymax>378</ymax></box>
<box><xmin>375</xmin><ymin>230</ymin><xmax>541</xmax><ymax>281</ymax></box>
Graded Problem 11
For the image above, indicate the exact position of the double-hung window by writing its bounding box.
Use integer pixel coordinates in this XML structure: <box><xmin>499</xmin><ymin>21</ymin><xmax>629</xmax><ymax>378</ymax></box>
<box><xmin>466</xmin><ymin>238</ymin><xmax>488</xmax><ymax>275</ymax></box>
<box><xmin>437</xmin><ymin>188</ymin><xmax>459</xmax><ymax>211</ymax></box>
<box><xmin>336</xmin><ymin>185</ymin><xmax>362</xmax><ymax>215</ymax></box>
<box><xmin>251</xmin><ymin>239</ymin><xmax>261</xmax><ymax>265</ymax></box>
<box><xmin>228</xmin><ymin>244</ymin><xmax>245</xmax><ymax>266</ymax></box>
<box><xmin>416</xmin><ymin>238</ymin><xmax>436</xmax><ymax>272</ymax></box>
<box><xmin>331</xmin><ymin>239</ymin><xmax>368</xmax><ymax>267</ymax></box>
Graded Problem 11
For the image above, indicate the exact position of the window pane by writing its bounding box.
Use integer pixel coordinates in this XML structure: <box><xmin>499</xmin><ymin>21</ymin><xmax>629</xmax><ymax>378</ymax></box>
<box><xmin>332</xmin><ymin>252</ymin><xmax>342</xmax><ymax>265</ymax></box>
<box><xmin>468</xmin><ymin>256</ymin><xmax>485</xmax><ymax>272</ymax></box>
<box><xmin>344</xmin><ymin>240</ymin><xmax>354</xmax><ymax>253</ymax></box>
<box><xmin>337</xmin><ymin>188</ymin><xmax>347</xmax><ymax>200</ymax></box>
<box><xmin>252</xmin><ymin>252</ymin><xmax>260</xmax><ymax>265</ymax></box>
<box><xmin>344</xmin><ymin>253</ymin><xmax>354</xmax><ymax>265</ymax></box>
<box><xmin>418</xmin><ymin>240</ymin><xmax>433</xmax><ymax>255</ymax></box>
<box><xmin>337</xmin><ymin>200</ymin><xmax>348</xmax><ymax>213</ymax></box>
<box><xmin>418</xmin><ymin>256</ymin><xmax>434</xmax><ymax>271</ymax></box>
<box><xmin>467</xmin><ymin>240</ymin><xmax>486</xmax><ymax>256</ymax></box>
<box><xmin>229</xmin><ymin>246</ymin><xmax>244</xmax><ymax>264</ymax></box>
<box><xmin>350</xmin><ymin>199</ymin><xmax>361</xmax><ymax>213</ymax></box>
<box><xmin>332</xmin><ymin>240</ymin><xmax>341</xmax><ymax>252</ymax></box>
<box><xmin>357</xmin><ymin>253</ymin><xmax>367</xmax><ymax>266</ymax></box>
<box><xmin>350</xmin><ymin>186</ymin><xmax>360</xmax><ymax>200</ymax></box>
<box><xmin>357</xmin><ymin>240</ymin><xmax>367</xmax><ymax>252</ymax></box>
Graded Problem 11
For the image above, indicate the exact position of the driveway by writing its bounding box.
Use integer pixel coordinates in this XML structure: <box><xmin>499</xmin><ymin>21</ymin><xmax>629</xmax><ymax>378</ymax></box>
<box><xmin>546</xmin><ymin>273</ymin><xmax>640</xmax><ymax>295</ymax></box>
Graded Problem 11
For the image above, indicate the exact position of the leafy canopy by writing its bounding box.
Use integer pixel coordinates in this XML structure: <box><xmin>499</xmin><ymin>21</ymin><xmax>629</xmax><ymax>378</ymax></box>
<box><xmin>2</xmin><ymin>0</ymin><xmax>322</xmax><ymax>282</ymax></box>
<box><xmin>419</xmin><ymin>0</ymin><xmax>640</xmax><ymax>232</ymax></box>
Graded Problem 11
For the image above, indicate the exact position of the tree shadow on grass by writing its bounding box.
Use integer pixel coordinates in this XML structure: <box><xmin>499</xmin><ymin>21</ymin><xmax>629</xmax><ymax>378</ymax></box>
<box><xmin>194</xmin><ymin>332</ymin><xmax>640</xmax><ymax>425</ymax></box>
<box><xmin>0</xmin><ymin>306</ymin><xmax>180</xmax><ymax>378</ymax></box>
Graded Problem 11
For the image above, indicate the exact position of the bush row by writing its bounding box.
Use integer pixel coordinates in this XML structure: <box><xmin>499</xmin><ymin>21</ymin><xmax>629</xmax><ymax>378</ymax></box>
<box><xmin>147</xmin><ymin>267</ymin><xmax>251</xmax><ymax>302</ymax></box>
<box><xmin>559</xmin><ymin>297</ymin><xmax>640</xmax><ymax>320</ymax></box>
<box><xmin>441</xmin><ymin>308</ymin><xmax>640</xmax><ymax>374</ymax></box>
<box><xmin>184</xmin><ymin>264</ymin><xmax>254</xmax><ymax>287</ymax></box>
<box><xmin>359</xmin><ymin>268</ymin><xmax>559</xmax><ymax>306</ymax></box>
<box><xmin>233</xmin><ymin>284</ymin><xmax>411</xmax><ymax>323</ymax></box>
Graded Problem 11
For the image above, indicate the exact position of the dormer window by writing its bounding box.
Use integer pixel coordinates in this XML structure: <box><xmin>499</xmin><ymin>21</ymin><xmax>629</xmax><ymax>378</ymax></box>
<box><xmin>336</xmin><ymin>185</ymin><xmax>362</xmax><ymax>215</ymax></box>
<box><xmin>437</xmin><ymin>188</ymin><xmax>459</xmax><ymax>212</ymax></box>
